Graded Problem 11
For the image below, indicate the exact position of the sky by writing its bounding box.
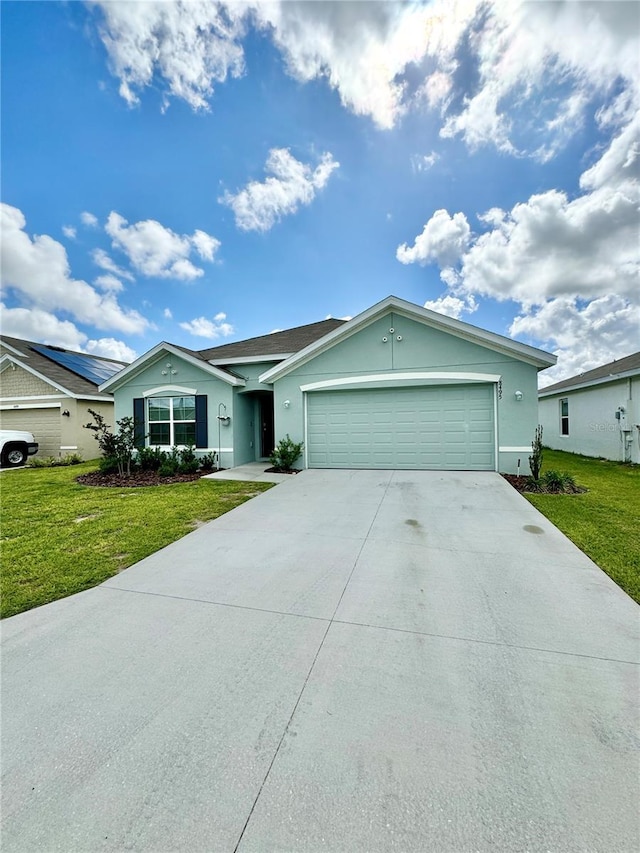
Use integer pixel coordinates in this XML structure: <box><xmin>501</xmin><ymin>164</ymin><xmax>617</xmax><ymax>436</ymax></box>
<box><xmin>1</xmin><ymin>0</ymin><xmax>638</xmax><ymax>386</ymax></box>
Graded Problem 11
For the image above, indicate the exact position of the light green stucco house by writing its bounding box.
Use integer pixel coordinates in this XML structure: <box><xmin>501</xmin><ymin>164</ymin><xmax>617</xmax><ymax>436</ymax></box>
<box><xmin>100</xmin><ymin>296</ymin><xmax>556</xmax><ymax>474</ymax></box>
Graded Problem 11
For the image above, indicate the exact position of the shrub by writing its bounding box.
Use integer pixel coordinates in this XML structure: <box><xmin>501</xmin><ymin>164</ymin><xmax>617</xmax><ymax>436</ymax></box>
<box><xmin>98</xmin><ymin>455</ymin><xmax>120</xmax><ymax>474</ymax></box>
<box><xmin>84</xmin><ymin>409</ymin><xmax>138</xmax><ymax>476</ymax></box>
<box><xmin>137</xmin><ymin>446</ymin><xmax>166</xmax><ymax>471</ymax></box>
<box><xmin>529</xmin><ymin>425</ymin><xmax>543</xmax><ymax>480</ymax></box>
<box><xmin>542</xmin><ymin>470</ymin><xmax>579</xmax><ymax>493</ymax></box>
<box><xmin>28</xmin><ymin>453</ymin><xmax>84</xmax><ymax>468</ymax></box>
<box><xmin>177</xmin><ymin>445</ymin><xmax>199</xmax><ymax>474</ymax></box>
<box><xmin>270</xmin><ymin>435</ymin><xmax>304</xmax><ymax>471</ymax></box>
<box><xmin>199</xmin><ymin>452</ymin><xmax>217</xmax><ymax>472</ymax></box>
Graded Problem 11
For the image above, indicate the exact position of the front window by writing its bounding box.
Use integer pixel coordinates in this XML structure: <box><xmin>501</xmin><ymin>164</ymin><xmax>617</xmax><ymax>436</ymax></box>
<box><xmin>560</xmin><ymin>398</ymin><xmax>569</xmax><ymax>436</ymax></box>
<box><xmin>148</xmin><ymin>396</ymin><xmax>196</xmax><ymax>446</ymax></box>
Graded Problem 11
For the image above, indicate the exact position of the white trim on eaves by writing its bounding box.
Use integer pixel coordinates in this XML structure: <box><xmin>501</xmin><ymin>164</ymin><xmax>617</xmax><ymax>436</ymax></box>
<box><xmin>300</xmin><ymin>372</ymin><xmax>502</xmax><ymax>392</ymax></box>
<box><xmin>99</xmin><ymin>343</ymin><xmax>245</xmax><ymax>392</ymax></box>
<box><xmin>260</xmin><ymin>295</ymin><xmax>556</xmax><ymax>384</ymax></box>
<box><xmin>208</xmin><ymin>353</ymin><xmax>292</xmax><ymax>366</ymax></box>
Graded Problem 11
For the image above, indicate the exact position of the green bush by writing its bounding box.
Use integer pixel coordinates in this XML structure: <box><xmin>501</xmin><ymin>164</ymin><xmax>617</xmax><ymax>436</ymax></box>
<box><xmin>98</xmin><ymin>455</ymin><xmax>120</xmax><ymax>474</ymax></box>
<box><xmin>269</xmin><ymin>435</ymin><xmax>304</xmax><ymax>471</ymax></box>
<box><xmin>529</xmin><ymin>425</ymin><xmax>543</xmax><ymax>480</ymax></box>
<box><xmin>177</xmin><ymin>445</ymin><xmax>199</xmax><ymax>474</ymax></box>
<box><xmin>137</xmin><ymin>446</ymin><xmax>166</xmax><ymax>471</ymax></box>
<box><xmin>199</xmin><ymin>452</ymin><xmax>217</xmax><ymax>471</ymax></box>
<box><xmin>542</xmin><ymin>470</ymin><xmax>579</xmax><ymax>493</ymax></box>
<box><xmin>28</xmin><ymin>453</ymin><xmax>84</xmax><ymax>468</ymax></box>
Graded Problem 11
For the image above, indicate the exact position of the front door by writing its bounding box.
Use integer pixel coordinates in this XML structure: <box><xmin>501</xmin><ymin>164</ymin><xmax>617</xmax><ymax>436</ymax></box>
<box><xmin>259</xmin><ymin>394</ymin><xmax>274</xmax><ymax>458</ymax></box>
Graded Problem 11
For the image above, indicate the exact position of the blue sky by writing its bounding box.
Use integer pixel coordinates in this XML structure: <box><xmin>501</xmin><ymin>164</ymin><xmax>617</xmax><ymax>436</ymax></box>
<box><xmin>2</xmin><ymin>1</ymin><xmax>638</xmax><ymax>385</ymax></box>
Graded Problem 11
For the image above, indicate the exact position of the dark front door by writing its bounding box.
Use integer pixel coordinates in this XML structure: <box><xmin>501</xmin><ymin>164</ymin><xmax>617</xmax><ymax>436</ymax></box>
<box><xmin>259</xmin><ymin>394</ymin><xmax>274</xmax><ymax>458</ymax></box>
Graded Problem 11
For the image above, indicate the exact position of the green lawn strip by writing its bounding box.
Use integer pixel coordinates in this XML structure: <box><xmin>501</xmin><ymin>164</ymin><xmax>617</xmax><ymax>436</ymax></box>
<box><xmin>1</xmin><ymin>462</ymin><xmax>272</xmax><ymax>619</ymax></box>
<box><xmin>524</xmin><ymin>449</ymin><xmax>640</xmax><ymax>604</ymax></box>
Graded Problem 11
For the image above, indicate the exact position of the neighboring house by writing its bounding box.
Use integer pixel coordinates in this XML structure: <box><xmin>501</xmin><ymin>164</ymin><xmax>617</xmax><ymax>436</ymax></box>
<box><xmin>0</xmin><ymin>335</ymin><xmax>128</xmax><ymax>459</ymax></box>
<box><xmin>101</xmin><ymin>296</ymin><xmax>556</xmax><ymax>475</ymax></box>
<box><xmin>539</xmin><ymin>351</ymin><xmax>640</xmax><ymax>464</ymax></box>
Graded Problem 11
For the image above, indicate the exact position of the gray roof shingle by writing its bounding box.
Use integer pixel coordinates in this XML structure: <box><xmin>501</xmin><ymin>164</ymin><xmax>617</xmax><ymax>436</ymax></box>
<box><xmin>0</xmin><ymin>335</ymin><xmax>128</xmax><ymax>397</ymax></box>
<box><xmin>196</xmin><ymin>318</ymin><xmax>347</xmax><ymax>361</ymax></box>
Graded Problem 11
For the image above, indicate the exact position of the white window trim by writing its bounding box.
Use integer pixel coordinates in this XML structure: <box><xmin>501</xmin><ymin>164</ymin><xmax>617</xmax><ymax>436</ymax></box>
<box><xmin>147</xmin><ymin>394</ymin><xmax>197</xmax><ymax>447</ymax></box>
<box><xmin>142</xmin><ymin>385</ymin><xmax>197</xmax><ymax>397</ymax></box>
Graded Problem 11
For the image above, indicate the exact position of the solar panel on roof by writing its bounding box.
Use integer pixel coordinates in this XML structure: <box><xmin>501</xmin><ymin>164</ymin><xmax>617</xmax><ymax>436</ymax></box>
<box><xmin>32</xmin><ymin>345</ymin><xmax>124</xmax><ymax>385</ymax></box>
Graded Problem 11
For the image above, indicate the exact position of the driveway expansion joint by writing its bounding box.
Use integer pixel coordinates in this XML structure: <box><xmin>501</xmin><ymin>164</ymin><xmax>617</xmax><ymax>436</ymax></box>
<box><xmin>98</xmin><ymin>585</ymin><xmax>331</xmax><ymax>624</ymax></box>
<box><xmin>331</xmin><ymin>618</ymin><xmax>640</xmax><ymax>665</ymax></box>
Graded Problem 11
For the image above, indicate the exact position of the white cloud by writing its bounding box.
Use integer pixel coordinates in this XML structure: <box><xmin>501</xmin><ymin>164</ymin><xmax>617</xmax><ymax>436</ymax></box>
<box><xmin>179</xmin><ymin>313</ymin><xmax>234</xmax><ymax>339</ymax></box>
<box><xmin>396</xmin><ymin>118</ymin><xmax>640</xmax><ymax>383</ymax></box>
<box><xmin>93</xmin><ymin>274</ymin><xmax>124</xmax><ymax>293</ymax></box>
<box><xmin>252</xmin><ymin>1</ymin><xmax>440</xmax><ymax>129</ymax></box>
<box><xmin>0</xmin><ymin>304</ymin><xmax>88</xmax><ymax>350</ymax></box>
<box><xmin>512</xmin><ymin>296</ymin><xmax>640</xmax><ymax>387</ymax></box>
<box><xmin>0</xmin><ymin>203</ymin><xmax>149</xmax><ymax>335</ymax></box>
<box><xmin>163</xmin><ymin>308</ymin><xmax>173</xmax><ymax>319</ymax></box>
<box><xmin>85</xmin><ymin>338</ymin><xmax>136</xmax><ymax>362</ymax></box>
<box><xmin>80</xmin><ymin>211</ymin><xmax>99</xmax><ymax>227</ymax></box>
<box><xmin>92</xmin><ymin>248</ymin><xmax>135</xmax><ymax>282</ymax></box>
<box><xmin>91</xmin><ymin>0</ymin><xmax>246</xmax><ymax>110</ymax></box>
<box><xmin>221</xmin><ymin>148</ymin><xmax>339</xmax><ymax>232</ymax></box>
<box><xmin>0</xmin><ymin>303</ymin><xmax>136</xmax><ymax>361</ymax></box>
<box><xmin>396</xmin><ymin>209</ymin><xmax>471</xmax><ymax>268</ymax></box>
<box><xmin>411</xmin><ymin>152</ymin><xmax>439</xmax><ymax>174</ymax></box>
<box><xmin>105</xmin><ymin>212</ymin><xmax>220</xmax><ymax>280</ymax></box>
<box><xmin>423</xmin><ymin>294</ymin><xmax>477</xmax><ymax>320</ymax></box>
<box><xmin>62</xmin><ymin>225</ymin><xmax>76</xmax><ymax>240</ymax></box>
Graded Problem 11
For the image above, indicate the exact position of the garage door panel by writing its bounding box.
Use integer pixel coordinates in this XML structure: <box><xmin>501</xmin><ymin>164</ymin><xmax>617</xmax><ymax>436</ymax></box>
<box><xmin>307</xmin><ymin>385</ymin><xmax>494</xmax><ymax>470</ymax></box>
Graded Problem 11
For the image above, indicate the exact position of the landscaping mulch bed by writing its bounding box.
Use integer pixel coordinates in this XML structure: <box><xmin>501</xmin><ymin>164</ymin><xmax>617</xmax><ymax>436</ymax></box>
<box><xmin>77</xmin><ymin>471</ymin><xmax>208</xmax><ymax>488</ymax></box>
<box><xmin>502</xmin><ymin>473</ymin><xmax>587</xmax><ymax>494</ymax></box>
<box><xmin>264</xmin><ymin>467</ymin><xmax>301</xmax><ymax>474</ymax></box>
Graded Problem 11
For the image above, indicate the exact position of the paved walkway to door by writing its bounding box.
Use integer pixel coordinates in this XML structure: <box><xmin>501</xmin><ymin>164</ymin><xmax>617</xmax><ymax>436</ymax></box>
<box><xmin>2</xmin><ymin>470</ymin><xmax>638</xmax><ymax>851</ymax></box>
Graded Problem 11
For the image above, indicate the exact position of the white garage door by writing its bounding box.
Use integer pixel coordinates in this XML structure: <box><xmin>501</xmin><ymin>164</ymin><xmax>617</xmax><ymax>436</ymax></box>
<box><xmin>307</xmin><ymin>385</ymin><xmax>495</xmax><ymax>470</ymax></box>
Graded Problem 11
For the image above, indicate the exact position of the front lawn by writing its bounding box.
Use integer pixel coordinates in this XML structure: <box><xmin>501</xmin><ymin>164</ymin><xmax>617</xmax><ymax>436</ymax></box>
<box><xmin>0</xmin><ymin>462</ymin><xmax>272</xmax><ymax>619</ymax></box>
<box><xmin>523</xmin><ymin>449</ymin><xmax>639</xmax><ymax>604</ymax></box>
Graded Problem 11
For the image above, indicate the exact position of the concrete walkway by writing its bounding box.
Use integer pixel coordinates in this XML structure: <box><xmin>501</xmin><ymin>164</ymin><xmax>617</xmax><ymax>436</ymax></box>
<box><xmin>2</xmin><ymin>470</ymin><xmax>638</xmax><ymax>852</ymax></box>
<box><xmin>202</xmin><ymin>461</ymin><xmax>294</xmax><ymax>484</ymax></box>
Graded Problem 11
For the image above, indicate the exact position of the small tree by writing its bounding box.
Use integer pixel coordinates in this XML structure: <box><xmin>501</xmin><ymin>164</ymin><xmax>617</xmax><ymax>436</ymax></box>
<box><xmin>270</xmin><ymin>434</ymin><xmax>304</xmax><ymax>472</ymax></box>
<box><xmin>529</xmin><ymin>424</ymin><xmax>544</xmax><ymax>481</ymax></box>
<box><xmin>84</xmin><ymin>409</ymin><xmax>137</xmax><ymax>477</ymax></box>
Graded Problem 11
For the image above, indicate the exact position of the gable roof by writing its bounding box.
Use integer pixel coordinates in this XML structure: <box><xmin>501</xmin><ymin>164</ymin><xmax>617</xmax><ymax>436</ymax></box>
<box><xmin>259</xmin><ymin>295</ymin><xmax>557</xmax><ymax>384</ymax></box>
<box><xmin>99</xmin><ymin>342</ymin><xmax>247</xmax><ymax>392</ymax></box>
<box><xmin>0</xmin><ymin>334</ymin><xmax>128</xmax><ymax>399</ymax></box>
<box><xmin>98</xmin><ymin>319</ymin><xmax>347</xmax><ymax>391</ymax></box>
<box><xmin>539</xmin><ymin>351</ymin><xmax>640</xmax><ymax>397</ymax></box>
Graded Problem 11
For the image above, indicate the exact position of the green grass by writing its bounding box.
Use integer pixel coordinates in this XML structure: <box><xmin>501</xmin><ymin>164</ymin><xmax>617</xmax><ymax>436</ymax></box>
<box><xmin>1</xmin><ymin>462</ymin><xmax>272</xmax><ymax>619</ymax></box>
<box><xmin>525</xmin><ymin>449</ymin><xmax>640</xmax><ymax>604</ymax></box>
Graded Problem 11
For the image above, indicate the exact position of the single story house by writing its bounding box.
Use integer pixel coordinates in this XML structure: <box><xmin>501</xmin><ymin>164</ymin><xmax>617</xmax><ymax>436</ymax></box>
<box><xmin>539</xmin><ymin>351</ymin><xmax>640</xmax><ymax>464</ymax></box>
<box><xmin>0</xmin><ymin>335</ymin><xmax>128</xmax><ymax>459</ymax></box>
<box><xmin>100</xmin><ymin>296</ymin><xmax>555</xmax><ymax>475</ymax></box>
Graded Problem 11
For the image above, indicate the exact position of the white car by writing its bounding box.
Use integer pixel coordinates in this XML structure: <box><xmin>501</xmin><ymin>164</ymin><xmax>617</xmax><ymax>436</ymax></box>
<box><xmin>0</xmin><ymin>430</ymin><xmax>39</xmax><ymax>468</ymax></box>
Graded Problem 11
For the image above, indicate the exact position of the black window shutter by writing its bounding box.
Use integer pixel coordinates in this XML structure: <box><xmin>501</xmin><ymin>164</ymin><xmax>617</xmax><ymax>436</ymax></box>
<box><xmin>195</xmin><ymin>395</ymin><xmax>208</xmax><ymax>448</ymax></box>
<box><xmin>133</xmin><ymin>398</ymin><xmax>145</xmax><ymax>449</ymax></box>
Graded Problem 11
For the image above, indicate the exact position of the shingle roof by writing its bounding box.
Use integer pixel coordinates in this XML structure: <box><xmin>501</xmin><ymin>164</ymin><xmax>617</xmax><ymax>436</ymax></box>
<box><xmin>196</xmin><ymin>318</ymin><xmax>347</xmax><ymax>361</ymax></box>
<box><xmin>0</xmin><ymin>335</ymin><xmax>128</xmax><ymax>397</ymax></box>
<box><xmin>540</xmin><ymin>351</ymin><xmax>640</xmax><ymax>394</ymax></box>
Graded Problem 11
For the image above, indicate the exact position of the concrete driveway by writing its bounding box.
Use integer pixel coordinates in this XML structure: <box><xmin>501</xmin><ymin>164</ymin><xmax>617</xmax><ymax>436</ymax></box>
<box><xmin>2</xmin><ymin>470</ymin><xmax>638</xmax><ymax>852</ymax></box>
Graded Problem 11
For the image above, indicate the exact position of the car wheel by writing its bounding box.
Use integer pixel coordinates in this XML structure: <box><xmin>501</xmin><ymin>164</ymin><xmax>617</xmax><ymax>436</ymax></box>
<box><xmin>3</xmin><ymin>446</ymin><xmax>27</xmax><ymax>467</ymax></box>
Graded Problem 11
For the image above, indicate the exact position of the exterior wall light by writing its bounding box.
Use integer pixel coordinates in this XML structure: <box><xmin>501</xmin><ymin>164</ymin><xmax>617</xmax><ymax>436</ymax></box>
<box><xmin>283</xmin><ymin>400</ymin><xmax>291</xmax><ymax>408</ymax></box>
<box><xmin>62</xmin><ymin>409</ymin><xmax>70</xmax><ymax>417</ymax></box>
<box><xmin>514</xmin><ymin>390</ymin><xmax>523</xmax><ymax>401</ymax></box>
